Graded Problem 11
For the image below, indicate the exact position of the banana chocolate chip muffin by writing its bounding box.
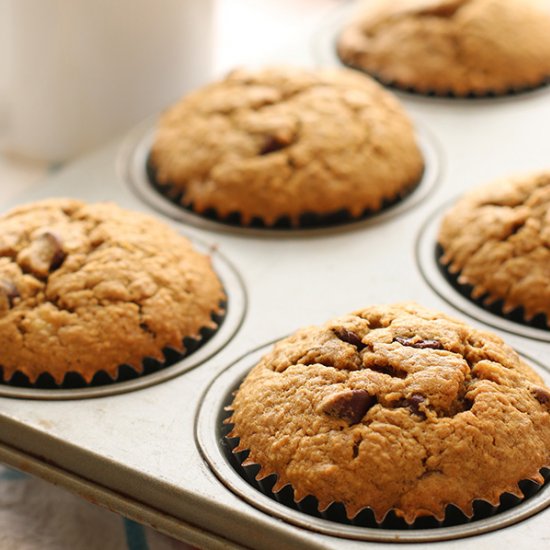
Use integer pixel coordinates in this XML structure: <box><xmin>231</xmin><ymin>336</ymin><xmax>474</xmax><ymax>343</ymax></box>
<box><xmin>227</xmin><ymin>303</ymin><xmax>550</xmax><ymax>523</ymax></box>
<box><xmin>0</xmin><ymin>198</ymin><xmax>225</xmax><ymax>385</ymax></box>
<box><xmin>438</xmin><ymin>171</ymin><xmax>550</xmax><ymax>327</ymax></box>
<box><xmin>337</xmin><ymin>0</ymin><xmax>550</xmax><ymax>96</ymax></box>
<box><xmin>149</xmin><ymin>66</ymin><xmax>424</xmax><ymax>227</ymax></box>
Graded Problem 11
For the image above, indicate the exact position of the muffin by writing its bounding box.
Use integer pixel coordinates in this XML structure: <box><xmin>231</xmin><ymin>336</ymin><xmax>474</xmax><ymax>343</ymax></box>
<box><xmin>337</xmin><ymin>0</ymin><xmax>550</xmax><ymax>96</ymax></box>
<box><xmin>438</xmin><ymin>171</ymin><xmax>550</xmax><ymax>327</ymax></box>
<box><xmin>149</xmin><ymin>66</ymin><xmax>424</xmax><ymax>227</ymax></box>
<box><xmin>226</xmin><ymin>303</ymin><xmax>550</xmax><ymax>523</ymax></box>
<box><xmin>0</xmin><ymin>198</ymin><xmax>225</xmax><ymax>385</ymax></box>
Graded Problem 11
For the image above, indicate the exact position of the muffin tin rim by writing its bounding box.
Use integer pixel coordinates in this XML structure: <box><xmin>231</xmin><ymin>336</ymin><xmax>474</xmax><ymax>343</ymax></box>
<box><xmin>195</xmin><ymin>341</ymin><xmax>550</xmax><ymax>543</ymax></box>
<box><xmin>118</xmin><ymin>116</ymin><xmax>443</xmax><ymax>238</ymax></box>
<box><xmin>0</xmin><ymin>235</ymin><xmax>248</xmax><ymax>401</ymax></box>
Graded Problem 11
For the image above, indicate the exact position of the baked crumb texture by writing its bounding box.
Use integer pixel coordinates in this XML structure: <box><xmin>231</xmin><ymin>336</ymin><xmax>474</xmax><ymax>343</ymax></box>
<box><xmin>227</xmin><ymin>303</ymin><xmax>550</xmax><ymax>523</ymax></box>
<box><xmin>337</xmin><ymin>0</ymin><xmax>550</xmax><ymax>96</ymax></box>
<box><xmin>0</xmin><ymin>198</ymin><xmax>226</xmax><ymax>385</ymax></box>
<box><xmin>438</xmin><ymin>172</ymin><xmax>550</xmax><ymax>327</ymax></box>
<box><xmin>149</xmin><ymin>66</ymin><xmax>424</xmax><ymax>227</ymax></box>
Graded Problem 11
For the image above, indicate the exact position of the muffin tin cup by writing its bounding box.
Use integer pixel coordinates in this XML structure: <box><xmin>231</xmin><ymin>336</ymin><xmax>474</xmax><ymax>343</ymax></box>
<box><xmin>0</xmin><ymin>304</ymin><xmax>225</xmax><ymax>388</ymax></box>
<box><xmin>146</xmin><ymin>155</ymin><xmax>424</xmax><ymax>230</ymax></box>
<box><xmin>312</xmin><ymin>1</ymin><xmax>550</xmax><ymax>100</ymax></box>
<box><xmin>118</xmin><ymin>118</ymin><xmax>442</xmax><ymax>237</ymax></box>
<box><xmin>337</xmin><ymin>67</ymin><xmax>550</xmax><ymax>100</ymax></box>
<box><xmin>0</xmin><ymin>237</ymin><xmax>247</xmax><ymax>400</ymax></box>
<box><xmin>195</xmin><ymin>342</ymin><xmax>550</xmax><ymax>543</ymax></box>
<box><xmin>416</xmin><ymin>201</ymin><xmax>550</xmax><ymax>343</ymax></box>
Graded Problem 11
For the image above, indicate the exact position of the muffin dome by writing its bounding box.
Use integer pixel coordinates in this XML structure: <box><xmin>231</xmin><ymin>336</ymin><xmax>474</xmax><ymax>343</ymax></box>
<box><xmin>0</xmin><ymin>199</ymin><xmax>225</xmax><ymax>384</ymax></box>
<box><xmin>228</xmin><ymin>303</ymin><xmax>550</xmax><ymax>522</ymax></box>
<box><xmin>337</xmin><ymin>0</ymin><xmax>550</xmax><ymax>96</ymax></box>
<box><xmin>438</xmin><ymin>171</ymin><xmax>550</xmax><ymax>326</ymax></box>
<box><xmin>149</xmin><ymin>66</ymin><xmax>424</xmax><ymax>227</ymax></box>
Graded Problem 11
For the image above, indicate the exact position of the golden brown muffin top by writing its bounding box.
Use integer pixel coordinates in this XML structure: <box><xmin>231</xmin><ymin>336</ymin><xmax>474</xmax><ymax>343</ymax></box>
<box><xmin>228</xmin><ymin>303</ymin><xmax>550</xmax><ymax>522</ymax></box>
<box><xmin>338</xmin><ymin>0</ymin><xmax>550</xmax><ymax>95</ymax></box>
<box><xmin>439</xmin><ymin>172</ymin><xmax>550</xmax><ymax>324</ymax></box>
<box><xmin>150</xmin><ymin>66</ymin><xmax>424</xmax><ymax>226</ymax></box>
<box><xmin>0</xmin><ymin>199</ymin><xmax>225</xmax><ymax>384</ymax></box>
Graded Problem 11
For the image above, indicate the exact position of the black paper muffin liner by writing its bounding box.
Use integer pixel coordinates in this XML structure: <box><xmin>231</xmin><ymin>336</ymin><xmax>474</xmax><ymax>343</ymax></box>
<box><xmin>146</xmin><ymin>154</ymin><xmax>424</xmax><ymax>230</ymax></box>
<box><xmin>220</xmin><ymin>404</ymin><xmax>549</xmax><ymax>529</ymax></box>
<box><xmin>436</xmin><ymin>244</ymin><xmax>550</xmax><ymax>331</ymax></box>
<box><xmin>338</xmin><ymin>55</ymin><xmax>550</xmax><ymax>99</ymax></box>
<box><xmin>0</xmin><ymin>302</ymin><xmax>226</xmax><ymax>390</ymax></box>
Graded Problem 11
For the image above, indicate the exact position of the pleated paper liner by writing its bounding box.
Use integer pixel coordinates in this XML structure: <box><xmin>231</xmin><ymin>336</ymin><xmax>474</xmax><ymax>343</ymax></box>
<box><xmin>221</xmin><ymin>413</ymin><xmax>549</xmax><ymax>530</ymax></box>
<box><xmin>146</xmin><ymin>154</ymin><xmax>424</xmax><ymax>230</ymax></box>
<box><xmin>436</xmin><ymin>244</ymin><xmax>550</xmax><ymax>331</ymax></box>
<box><xmin>0</xmin><ymin>303</ymin><xmax>226</xmax><ymax>390</ymax></box>
<box><xmin>337</xmin><ymin>58</ymin><xmax>550</xmax><ymax>99</ymax></box>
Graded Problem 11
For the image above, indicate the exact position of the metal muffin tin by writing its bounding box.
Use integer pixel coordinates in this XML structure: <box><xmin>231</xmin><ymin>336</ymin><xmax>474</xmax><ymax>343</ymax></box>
<box><xmin>1</xmin><ymin>6</ymin><xmax>550</xmax><ymax>548</ymax></box>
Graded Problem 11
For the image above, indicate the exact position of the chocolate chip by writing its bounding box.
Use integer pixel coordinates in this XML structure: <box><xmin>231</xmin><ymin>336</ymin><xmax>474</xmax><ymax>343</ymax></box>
<box><xmin>0</xmin><ymin>279</ymin><xmax>20</xmax><ymax>313</ymax></box>
<box><xmin>352</xmin><ymin>438</ymin><xmax>361</xmax><ymax>458</ymax></box>
<box><xmin>531</xmin><ymin>386</ymin><xmax>550</xmax><ymax>407</ymax></box>
<box><xmin>321</xmin><ymin>389</ymin><xmax>376</xmax><ymax>425</ymax></box>
<box><xmin>462</xmin><ymin>397</ymin><xmax>474</xmax><ymax>412</ymax></box>
<box><xmin>19</xmin><ymin>231</ymin><xmax>66</xmax><ymax>278</ymax></box>
<box><xmin>394</xmin><ymin>336</ymin><xmax>443</xmax><ymax>350</ymax></box>
<box><xmin>0</xmin><ymin>280</ymin><xmax>19</xmax><ymax>304</ymax></box>
<box><xmin>259</xmin><ymin>135</ymin><xmax>288</xmax><ymax>155</ymax></box>
<box><xmin>44</xmin><ymin>233</ymin><xmax>66</xmax><ymax>271</ymax></box>
<box><xmin>367</xmin><ymin>363</ymin><xmax>407</xmax><ymax>379</ymax></box>
<box><xmin>333</xmin><ymin>327</ymin><xmax>366</xmax><ymax>350</ymax></box>
<box><xmin>418</xmin><ymin>2</ymin><xmax>463</xmax><ymax>18</ymax></box>
<box><xmin>394</xmin><ymin>394</ymin><xmax>426</xmax><ymax>418</ymax></box>
<box><xmin>408</xmin><ymin>394</ymin><xmax>426</xmax><ymax>413</ymax></box>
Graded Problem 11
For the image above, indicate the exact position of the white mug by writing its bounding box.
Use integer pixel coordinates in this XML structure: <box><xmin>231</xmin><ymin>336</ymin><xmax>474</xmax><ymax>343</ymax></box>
<box><xmin>0</xmin><ymin>0</ymin><xmax>213</xmax><ymax>162</ymax></box>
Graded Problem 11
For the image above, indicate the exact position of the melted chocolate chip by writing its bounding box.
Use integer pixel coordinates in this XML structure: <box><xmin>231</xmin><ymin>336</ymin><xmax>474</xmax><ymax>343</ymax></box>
<box><xmin>367</xmin><ymin>363</ymin><xmax>407</xmax><ymax>379</ymax></box>
<box><xmin>321</xmin><ymin>389</ymin><xmax>376</xmax><ymax>425</ymax></box>
<box><xmin>259</xmin><ymin>135</ymin><xmax>288</xmax><ymax>155</ymax></box>
<box><xmin>44</xmin><ymin>232</ymin><xmax>66</xmax><ymax>271</ymax></box>
<box><xmin>19</xmin><ymin>231</ymin><xmax>66</xmax><ymax>278</ymax></box>
<box><xmin>0</xmin><ymin>279</ymin><xmax>20</xmax><ymax>312</ymax></box>
<box><xmin>532</xmin><ymin>386</ymin><xmax>550</xmax><ymax>407</ymax></box>
<box><xmin>0</xmin><ymin>279</ymin><xmax>20</xmax><ymax>304</ymax></box>
<box><xmin>462</xmin><ymin>397</ymin><xmax>474</xmax><ymax>412</ymax></box>
<box><xmin>352</xmin><ymin>438</ymin><xmax>361</xmax><ymax>458</ymax></box>
<box><xmin>333</xmin><ymin>327</ymin><xmax>366</xmax><ymax>350</ymax></box>
<box><xmin>408</xmin><ymin>394</ymin><xmax>426</xmax><ymax>413</ymax></box>
<box><xmin>394</xmin><ymin>336</ymin><xmax>443</xmax><ymax>350</ymax></box>
<box><xmin>418</xmin><ymin>1</ymin><xmax>463</xmax><ymax>18</ymax></box>
<box><xmin>394</xmin><ymin>394</ymin><xmax>426</xmax><ymax>418</ymax></box>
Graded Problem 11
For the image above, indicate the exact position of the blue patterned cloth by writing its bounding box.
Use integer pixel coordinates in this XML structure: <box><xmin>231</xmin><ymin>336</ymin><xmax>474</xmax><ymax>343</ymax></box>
<box><xmin>0</xmin><ymin>465</ymin><xmax>194</xmax><ymax>549</ymax></box>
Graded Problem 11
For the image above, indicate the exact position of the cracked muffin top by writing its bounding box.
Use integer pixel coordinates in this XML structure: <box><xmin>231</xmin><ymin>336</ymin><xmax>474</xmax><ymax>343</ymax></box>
<box><xmin>337</xmin><ymin>0</ymin><xmax>550</xmax><ymax>96</ymax></box>
<box><xmin>0</xmin><ymin>198</ymin><xmax>225</xmax><ymax>384</ymax></box>
<box><xmin>228</xmin><ymin>303</ymin><xmax>550</xmax><ymax>523</ymax></box>
<box><xmin>438</xmin><ymin>172</ymin><xmax>550</xmax><ymax>325</ymax></box>
<box><xmin>149</xmin><ymin>66</ymin><xmax>424</xmax><ymax>226</ymax></box>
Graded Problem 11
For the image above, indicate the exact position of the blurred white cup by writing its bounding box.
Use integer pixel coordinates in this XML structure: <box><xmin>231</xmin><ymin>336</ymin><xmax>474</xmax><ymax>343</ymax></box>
<box><xmin>0</xmin><ymin>0</ymin><xmax>213</xmax><ymax>163</ymax></box>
